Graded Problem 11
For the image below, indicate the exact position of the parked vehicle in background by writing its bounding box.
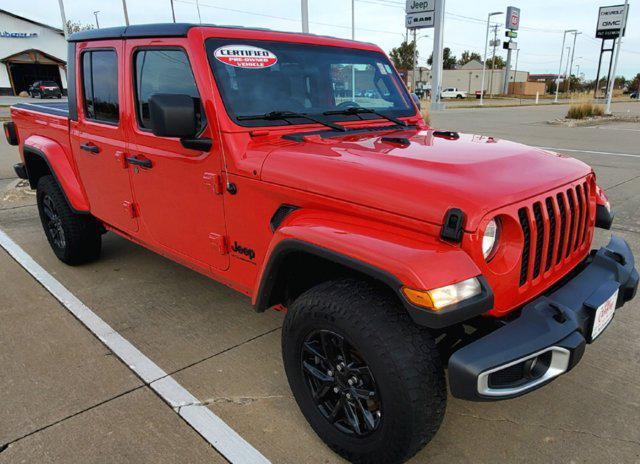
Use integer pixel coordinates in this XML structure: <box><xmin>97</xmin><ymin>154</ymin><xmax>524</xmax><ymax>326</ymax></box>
<box><xmin>631</xmin><ymin>91</ymin><xmax>639</xmax><ymax>99</ymax></box>
<box><xmin>28</xmin><ymin>81</ymin><xmax>62</xmax><ymax>99</ymax></box>
<box><xmin>441</xmin><ymin>87</ymin><xmax>467</xmax><ymax>99</ymax></box>
<box><xmin>4</xmin><ymin>23</ymin><xmax>638</xmax><ymax>464</ymax></box>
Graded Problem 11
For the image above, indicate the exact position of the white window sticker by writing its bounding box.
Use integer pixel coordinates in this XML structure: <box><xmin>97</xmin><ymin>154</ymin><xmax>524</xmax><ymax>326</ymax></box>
<box><xmin>214</xmin><ymin>45</ymin><xmax>278</xmax><ymax>69</ymax></box>
<box><xmin>377</xmin><ymin>62</ymin><xmax>388</xmax><ymax>75</ymax></box>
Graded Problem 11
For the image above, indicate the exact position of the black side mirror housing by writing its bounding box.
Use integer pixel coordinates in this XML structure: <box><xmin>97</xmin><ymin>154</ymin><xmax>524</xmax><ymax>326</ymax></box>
<box><xmin>148</xmin><ymin>94</ymin><xmax>197</xmax><ymax>138</ymax></box>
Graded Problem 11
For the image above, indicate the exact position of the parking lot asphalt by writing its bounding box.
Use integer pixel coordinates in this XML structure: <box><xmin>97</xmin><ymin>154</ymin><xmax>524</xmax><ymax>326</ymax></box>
<box><xmin>1</xmin><ymin>101</ymin><xmax>639</xmax><ymax>463</ymax></box>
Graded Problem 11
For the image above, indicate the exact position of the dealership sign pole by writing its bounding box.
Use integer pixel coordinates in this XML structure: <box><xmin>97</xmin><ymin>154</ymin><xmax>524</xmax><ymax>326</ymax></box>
<box><xmin>594</xmin><ymin>4</ymin><xmax>629</xmax><ymax>99</ymax></box>
<box><xmin>604</xmin><ymin>0</ymin><xmax>629</xmax><ymax>114</ymax></box>
<box><xmin>406</xmin><ymin>0</ymin><xmax>443</xmax><ymax>110</ymax></box>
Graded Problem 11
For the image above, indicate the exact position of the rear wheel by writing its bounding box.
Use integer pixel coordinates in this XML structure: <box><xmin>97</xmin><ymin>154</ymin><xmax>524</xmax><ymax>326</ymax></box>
<box><xmin>456</xmin><ymin>94</ymin><xmax>464</xmax><ymax>99</ymax></box>
<box><xmin>282</xmin><ymin>279</ymin><xmax>446</xmax><ymax>464</ymax></box>
<box><xmin>36</xmin><ymin>175</ymin><xmax>102</xmax><ymax>265</ymax></box>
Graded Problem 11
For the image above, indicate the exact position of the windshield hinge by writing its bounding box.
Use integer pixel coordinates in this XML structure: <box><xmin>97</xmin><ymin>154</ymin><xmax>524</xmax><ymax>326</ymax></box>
<box><xmin>203</xmin><ymin>172</ymin><xmax>224</xmax><ymax>195</ymax></box>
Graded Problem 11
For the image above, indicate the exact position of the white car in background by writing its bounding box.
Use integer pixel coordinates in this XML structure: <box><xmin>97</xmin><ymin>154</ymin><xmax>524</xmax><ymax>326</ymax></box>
<box><xmin>441</xmin><ymin>87</ymin><xmax>467</xmax><ymax>99</ymax></box>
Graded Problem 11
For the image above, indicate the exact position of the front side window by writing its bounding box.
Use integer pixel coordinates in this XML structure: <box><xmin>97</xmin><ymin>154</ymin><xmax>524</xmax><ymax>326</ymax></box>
<box><xmin>82</xmin><ymin>50</ymin><xmax>119</xmax><ymax>123</ymax></box>
<box><xmin>133</xmin><ymin>48</ymin><xmax>204</xmax><ymax>131</ymax></box>
<box><xmin>205</xmin><ymin>39</ymin><xmax>414</xmax><ymax>127</ymax></box>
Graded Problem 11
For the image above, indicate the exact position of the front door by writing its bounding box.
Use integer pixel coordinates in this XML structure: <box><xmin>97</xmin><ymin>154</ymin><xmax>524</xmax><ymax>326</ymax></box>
<box><xmin>70</xmin><ymin>40</ymin><xmax>138</xmax><ymax>232</ymax></box>
<box><xmin>123</xmin><ymin>39</ymin><xmax>228</xmax><ymax>271</ymax></box>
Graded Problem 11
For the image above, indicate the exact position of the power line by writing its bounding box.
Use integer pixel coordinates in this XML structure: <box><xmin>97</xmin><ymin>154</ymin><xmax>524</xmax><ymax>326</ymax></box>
<box><xmin>175</xmin><ymin>0</ymin><xmax>404</xmax><ymax>36</ymax></box>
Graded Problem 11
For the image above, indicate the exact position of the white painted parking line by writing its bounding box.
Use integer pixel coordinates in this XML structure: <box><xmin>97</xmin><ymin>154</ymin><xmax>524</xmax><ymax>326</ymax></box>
<box><xmin>536</xmin><ymin>146</ymin><xmax>640</xmax><ymax>159</ymax></box>
<box><xmin>0</xmin><ymin>228</ymin><xmax>269</xmax><ymax>464</ymax></box>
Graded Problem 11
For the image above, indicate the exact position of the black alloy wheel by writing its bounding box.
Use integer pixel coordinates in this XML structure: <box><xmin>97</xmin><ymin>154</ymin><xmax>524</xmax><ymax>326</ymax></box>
<box><xmin>42</xmin><ymin>193</ymin><xmax>66</xmax><ymax>249</ymax></box>
<box><xmin>301</xmin><ymin>329</ymin><xmax>382</xmax><ymax>436</ymax></box>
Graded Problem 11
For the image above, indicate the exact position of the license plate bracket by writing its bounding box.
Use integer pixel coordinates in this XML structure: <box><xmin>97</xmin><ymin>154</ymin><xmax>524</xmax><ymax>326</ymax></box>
<box><xmin>584</xmin><ymin>281</ymin><xmax>620</xmax><ymax>343</ymax></box>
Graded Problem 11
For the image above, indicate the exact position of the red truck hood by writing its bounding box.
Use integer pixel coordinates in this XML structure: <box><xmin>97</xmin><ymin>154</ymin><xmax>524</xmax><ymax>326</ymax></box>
<box><xmin>260</xmin><ymin>128</ymin><xmax>591</xmax><ymax>231</ymax></box>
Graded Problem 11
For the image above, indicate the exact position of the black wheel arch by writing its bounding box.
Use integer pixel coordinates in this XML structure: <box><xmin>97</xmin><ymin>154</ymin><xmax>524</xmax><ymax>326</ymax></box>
<box><xmin>22</xmin><ymin>145</ymin><xmax>89</xmax><ymax>215</ymax></box>
<box><xmin>255</xmin><ymin>239</ymin><xmax>404</xmax><ymax>313</ymax></box>
<box><xmin>255</xmin><ymin>238</ymin><xmax>494</xmax><ymax>330</ymax></box>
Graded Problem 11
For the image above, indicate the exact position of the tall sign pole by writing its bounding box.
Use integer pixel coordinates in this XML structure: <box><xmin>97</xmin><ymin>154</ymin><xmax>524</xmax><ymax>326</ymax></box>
<box><xmin>301</xmin><ymin>0</ymin><xmax>309</xmax><ymax>33</ymax></box>
<box><xmin>405</xmin><ymin>0</ymin><xmax>436</xmax><ymax>105</ymax></box>
<box><xmin>502</xmin><ymin>6</ymin><xmax>520</xmax><ymax>95</ymax></box>
<box><xmin>430</xmin><ymin>0</ymin><xmax>445</xmax><ymax>110</ymax></box>
<box><xmin>605</xmin><ymin>0</ymin><xmax>629</xmax><ymax>114</ymax></box>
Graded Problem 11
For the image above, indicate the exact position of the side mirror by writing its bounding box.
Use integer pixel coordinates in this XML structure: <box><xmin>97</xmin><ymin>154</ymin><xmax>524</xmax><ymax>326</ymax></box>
<box><xmin>410</xmin><ymin>92</ymin><xmax>421</xmax><ymax>110</ymax></box>
<box><xmin>148</xmin><ymin>94</ymin><xmax>197</xmax><ymax>138</ymax></box>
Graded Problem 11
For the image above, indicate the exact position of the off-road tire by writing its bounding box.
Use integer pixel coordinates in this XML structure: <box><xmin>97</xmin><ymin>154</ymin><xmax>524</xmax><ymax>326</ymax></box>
<box><xmin>282</xmin><ymin>279</ymin><xmax>447</xmax><ymax>464</ymax></box>
<box><xmin>36</xmin><ymin>175</ymin><xmax>101</xmax><ymax>265</ymax></box>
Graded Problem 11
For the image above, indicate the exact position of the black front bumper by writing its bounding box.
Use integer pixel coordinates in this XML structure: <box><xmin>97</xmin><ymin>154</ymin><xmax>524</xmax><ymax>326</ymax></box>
<box><xmin>448</xmin><ymin>235</ymin><xmax>638</xmax><ymax>401</ymax></box>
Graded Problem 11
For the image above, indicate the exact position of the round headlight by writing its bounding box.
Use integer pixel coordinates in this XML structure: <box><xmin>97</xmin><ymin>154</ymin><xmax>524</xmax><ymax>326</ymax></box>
<box><xmin>482</xmin><ymin>218</ymin><xmax>500</xmax><ymax>260</ymax></box>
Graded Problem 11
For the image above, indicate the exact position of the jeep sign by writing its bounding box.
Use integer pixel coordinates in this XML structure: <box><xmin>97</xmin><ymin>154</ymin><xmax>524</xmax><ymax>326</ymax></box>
<box><xmin>596</xmin><ymin>4</ymin><xmax>629</xmax><ymax>39</ymax></box>
<box><xmin>405</xmin><ymin>0</ymin><xmax>435</xmax><ymax>29</ymax></box>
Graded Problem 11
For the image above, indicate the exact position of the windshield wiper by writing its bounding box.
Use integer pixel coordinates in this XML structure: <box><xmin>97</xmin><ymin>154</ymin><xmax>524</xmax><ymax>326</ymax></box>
<box><xmin>323</xmin><ymin>107</ymin><xmax>408</xmax><ymax>127</ymax></box>
<box><xmin>236</xmin><ymin>111</ymin><xmax>347</xmax><ymax>132</ymax></box>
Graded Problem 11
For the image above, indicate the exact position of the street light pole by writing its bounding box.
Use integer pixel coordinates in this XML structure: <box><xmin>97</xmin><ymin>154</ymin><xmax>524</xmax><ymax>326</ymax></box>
<box><xmin>480</xmin><ymin>11</ymin><xmax>503</xmax><ymax>106</ymax></box>
<box><xmin>605</xmin><ymin>0</ymin><xmax>628</xmax><ymax>115</ymax></box>
<box><xmin>351</xmin><ymin>0</ymin><xmax>355</xmax><ymax>101</ymax></box>
<box><xmin>554</xmin><ymin>29</ymin><xmax>576</xmax><ymax>102</ymax></box>
<box><xmin>57</xmin><ymin>0</ymin><xmax>68</xmax><ymax>38</ymax></box>
<box><xmin>566</xmin><ymin>31</ymin><xmax>581</xmax><ymax>94</ymax></box>
<box><xmin>301</xmin><ymin>0</ymin><xmax>309</xmax><ymax>33</ymax></box>
<box><xmin>563</xmin><ymin>46</ymin><xmax>571</xmax><ymax>94</ymax></box>
<box><xmin>170</xmin><ymin>0</ymin><xmax>176</xmax><ymax>22</ymax></box>
<box><xmin>93</xmin><ymin>10</ymin><xmax>100</xmax><ymax>29</ymax></box>
<box><xmin>122</xmin><ymin>0</ymin><xmax>130</xmax><ymax>26</ymax></box>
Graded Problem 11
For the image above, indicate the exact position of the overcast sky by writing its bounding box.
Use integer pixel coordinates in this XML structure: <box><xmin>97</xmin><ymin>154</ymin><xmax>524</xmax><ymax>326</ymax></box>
<box><xmin>4</xmin><ymin>0</ymin><xmax>639</xmax><ymax>79</ymax></box>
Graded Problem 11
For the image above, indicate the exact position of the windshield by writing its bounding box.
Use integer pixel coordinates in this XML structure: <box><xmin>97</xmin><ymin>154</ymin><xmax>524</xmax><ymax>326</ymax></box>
<box><xmin>205</xmin><ymin>39</ymin><xmax>414</xmax><ymax>127</ymax></box>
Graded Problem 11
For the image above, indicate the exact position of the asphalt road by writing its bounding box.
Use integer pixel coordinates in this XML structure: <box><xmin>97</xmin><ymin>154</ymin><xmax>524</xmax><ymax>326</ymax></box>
<box><xmin>1</xmin><ymin>101</ymin><xmax>639</xmax><ymax>463</ymax></box>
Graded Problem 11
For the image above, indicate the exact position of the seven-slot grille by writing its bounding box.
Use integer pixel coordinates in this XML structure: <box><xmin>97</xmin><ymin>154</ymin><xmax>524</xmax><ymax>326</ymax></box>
<box><xmin>518</xmin><ymin>181</ymin><xmax>591</xmax><ymax>286</ymax></box>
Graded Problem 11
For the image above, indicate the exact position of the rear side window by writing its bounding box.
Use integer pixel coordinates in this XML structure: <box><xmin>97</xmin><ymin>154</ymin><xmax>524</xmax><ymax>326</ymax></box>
<box><xmin>81</xmin><ymin>50</ymin><xmax>119</xmax><ymax>124</ymax></box>
<box><xmin>133</xmin><ymin>49</ymin><xmax>204</xmax><ymax>130</ymax></box>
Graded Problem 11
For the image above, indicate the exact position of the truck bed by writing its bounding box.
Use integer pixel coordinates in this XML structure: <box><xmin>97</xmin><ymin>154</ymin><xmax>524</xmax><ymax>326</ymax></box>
<box><xmin>12</xmin><ymin>101</ymin><xmax>69</xmax><ymax>118</ymax></box>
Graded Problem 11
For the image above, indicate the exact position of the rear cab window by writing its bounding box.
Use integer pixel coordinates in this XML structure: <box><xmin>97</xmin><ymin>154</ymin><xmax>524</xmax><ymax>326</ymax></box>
<box><xmin>81</xmin><ymin>50</ymin><xmax>119</xmax><ymax>124</ymax></box>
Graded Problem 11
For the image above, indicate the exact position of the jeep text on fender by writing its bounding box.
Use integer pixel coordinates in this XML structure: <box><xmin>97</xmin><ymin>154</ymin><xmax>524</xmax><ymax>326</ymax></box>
<box><xmin>4</xmin><ymin>23</ymin><xmax>638</xmax><ymax>464</ymax></box>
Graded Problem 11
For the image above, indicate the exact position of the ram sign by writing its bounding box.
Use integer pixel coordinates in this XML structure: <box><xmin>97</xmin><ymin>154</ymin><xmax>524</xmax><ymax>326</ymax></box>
<box><xmin>596</xmin><ymin>4</ymin><xmax>629</xmax><ymax>39</ymax></box>
<box><xmin>406</xmin><ymin>0</ymin><xmax>435</xmax><ymax>29</ymax></box>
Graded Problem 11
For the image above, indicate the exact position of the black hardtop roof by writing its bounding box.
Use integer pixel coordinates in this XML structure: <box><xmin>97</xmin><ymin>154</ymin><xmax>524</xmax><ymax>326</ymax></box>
<box><xmin>67</xmin><ymin>22</ymin><xmax>373</xmax><ymax>46</ymax></box>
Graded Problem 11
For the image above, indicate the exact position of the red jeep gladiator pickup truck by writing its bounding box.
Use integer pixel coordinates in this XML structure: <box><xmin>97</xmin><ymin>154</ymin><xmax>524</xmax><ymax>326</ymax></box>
<box><xmin>4</xmin><ymin>23</ymin><xmax>638</xmax><ymax>464</ymax></box>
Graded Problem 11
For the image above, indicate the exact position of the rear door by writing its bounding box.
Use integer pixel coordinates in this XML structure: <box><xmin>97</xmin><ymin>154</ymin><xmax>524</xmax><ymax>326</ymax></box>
<box><xmin>70</xmin><ymin>40</ymin><xmax>138</xmax><ymax>232</ymax></box>
<box><xmin>123</xmin><ymin>38</ymin><xmax>228</xmax><ymax>270</ymax></box>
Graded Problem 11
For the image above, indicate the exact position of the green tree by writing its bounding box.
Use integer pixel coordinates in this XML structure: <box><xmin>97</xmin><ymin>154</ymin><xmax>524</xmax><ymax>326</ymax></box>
<box><xmin>65</xmin><ymin>20</ymin><xmax>94</xmax><ymax>34</ymax></box>
<box><xmin>457</xmin><ymin>51</ymin><xmax>482</xmax><ymax>67</ymax></box>
<box><xmin>629</xmin><ymin>73</ymin><xmax>640</xmax><ymax>93</ymax></box>
<box><xmin>427</xmin><ymin>47</ymin><xmax>457</xmax><ymax>69</ymax></box>
<box><xmin>389</xmin><ymin>41</ymin><xmax>417</xmax><ymax>71</ymax></box>
<box><xmin>486</xmin><ymin>55</ymin><xmax>506</xmax><ymax>69</ymax></box>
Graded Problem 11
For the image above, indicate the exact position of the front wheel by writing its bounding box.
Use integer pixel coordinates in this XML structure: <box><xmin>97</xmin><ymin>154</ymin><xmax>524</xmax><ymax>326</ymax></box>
<box><xmin>282</xmin><ymin>279</ymin><xmax>446</xmax><ymax>464</ymax></box>
<box><xmin>36</xmin><ymin>175</ymin><xmax>102</xmax><ymax>265</ymax></box>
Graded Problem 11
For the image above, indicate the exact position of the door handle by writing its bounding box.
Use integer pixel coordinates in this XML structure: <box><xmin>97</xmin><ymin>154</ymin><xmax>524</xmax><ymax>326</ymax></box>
<box><xmin>126</xmin><ymin>155</ymin><xmax>152</xmax><ymax>169</ymax></box>
<box><xmin>80</xmin><ymin>142</ymin><xmax>100</xmax><ymax>154</ymax></box>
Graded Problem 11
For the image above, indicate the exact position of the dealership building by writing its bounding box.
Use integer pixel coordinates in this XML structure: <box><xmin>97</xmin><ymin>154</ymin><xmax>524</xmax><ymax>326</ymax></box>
<box><xmin>0</xmin><ymin>9</ymin><xmax>67</xmax><ymax>95</ymax></box>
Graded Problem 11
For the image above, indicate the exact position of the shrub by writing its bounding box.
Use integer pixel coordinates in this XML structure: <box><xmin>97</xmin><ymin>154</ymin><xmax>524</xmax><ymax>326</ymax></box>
<box><xmin>421</xmin><ymin>108</ymin><xmax>431</xmax><ymax>125</ymax></box>
<box><xmin>566</xmin><ymin>102</ymin><xmax>605</xmax><ymax>119</ymax></box>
